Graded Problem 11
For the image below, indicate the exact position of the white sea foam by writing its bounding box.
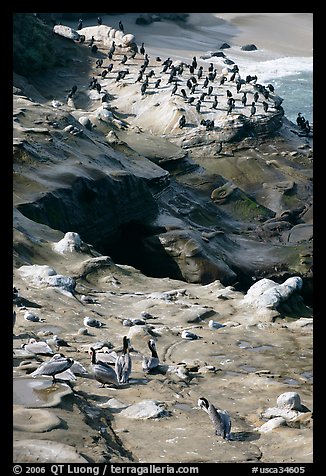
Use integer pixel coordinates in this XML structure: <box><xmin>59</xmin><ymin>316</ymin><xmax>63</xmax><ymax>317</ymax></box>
<box><xmin>235</xmin><ymin>56</ymin><xmax>313</xmax><ymax>83</ymax></box>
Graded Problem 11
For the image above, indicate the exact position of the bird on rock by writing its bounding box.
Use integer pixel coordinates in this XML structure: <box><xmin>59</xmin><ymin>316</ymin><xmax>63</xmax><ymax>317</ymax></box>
<box><xmin>198</xmin><ymin>397</ymin><xmax>232</xmax><ymax>440</ymax></box>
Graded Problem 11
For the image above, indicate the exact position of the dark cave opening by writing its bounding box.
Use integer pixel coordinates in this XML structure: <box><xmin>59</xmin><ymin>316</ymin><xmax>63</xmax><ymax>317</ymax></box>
<box><xmin>96</xmin><ymin>220</ymin><xmax>185</xmax><ymax>282</ymax></box>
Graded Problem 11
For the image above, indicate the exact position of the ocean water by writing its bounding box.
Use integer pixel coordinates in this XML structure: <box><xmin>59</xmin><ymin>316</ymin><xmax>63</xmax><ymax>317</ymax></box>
<box><xmin>229</xmin><ymin>55</ymin><xmax>313</xmax><ymax>126</ymax></box>
<box><xmin>272</xmin><ymin>71</ymin><xmax>313</xmax><ymax>125</ymax></box>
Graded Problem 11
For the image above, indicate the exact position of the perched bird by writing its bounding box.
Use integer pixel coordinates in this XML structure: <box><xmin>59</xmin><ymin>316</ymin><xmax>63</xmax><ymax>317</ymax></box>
<box><xmin>154</xmin><ymin>78</ymin><xmax>161</xmax><ymax>88</ymax></box>
<box><xmin>211</xmin><ymin>95</ymin><xmax>218</xmax><ymax>109</ymax></box>
<box><xmin>115</xmin><ymin>336</ymin><xmax>132</xmax><ymax>384</ymax></box>
<box><xmin>51</xmin><ymin>100</ymin><xmax>63</xmax><ymax>108</ymax></box>
<box><xmin>50</xmin><ymin>335</ymin><xmax>70</xmax><ymax>351</ymax></box>
<box><xmin>250</xmin><ymin>102</ymin><xmax>256</xmax><ymax>117</ymax></box>
<box><xmin>140</xmin><ymin>311</ymin><xmax>156</xmax><ymax>320</ymax></box>
<box><xmin>140</xmin><ymin>42</ymin><xmax>145</xmax><ymax>55</ymax></box>
<box><xmin>89</xmin><ymin>347</ymin><xmax>118</xmax><ymax>387</ymax></box>
<box><xmin>180</xmin><ymin>88</ymin><xmax>187</xmax><ymax>99</ymax></box>
<box><xmin>171</xmin><ymin>83</ymin><xmax>178</xmax><ymax>95</ymax></box>
<box><xmin>13</xmin><ymin>310</ymin><xmax>16</xmax><ymax>329</ymax></box>
<box><xmin>119</xmin><ymin>21</ymin><xmax>124</xmax><ymax>32</ymax></box>
<box><xmin>31</xmin><ymin>354</ymin><xmax>74</xmax><ymax>382</ymax></box>
<box><xmin>81</xmin><ymin>294</ymin><xmax>97</xmax><ymax>304</ymax></box>
<box><xmin>208</xmin><ymin>320</ymin><xmax>225</xmax><ymax>329</ymax></box>
<box><xmin>141</xmin><ymin>82</ymin><xmax>147</xmax><ymax>95</ymax></box>
<box><xmin>197</xmin><ymin>397</ymin><xmax>232</xmax><ymax>440</ymax></box>
<box><xmin>24</xmin><ymin>311</ymin><xmax>44</xmax><ymax>322</ymax></box>
<box><xmin>97</xmin><ymin>16</ymin><xmax>102</xmax><ymax>25</ymax></box>
<box><xmin>215</xmin><ymin>142</ymin><xmax>223</xmax><ymax>155</ymax></box>
<box><xmin>120</xmin><ymin>54</ymin><xmax>128</xmax><ymax>65</ymax></box>
<box><xmin>22</xmin><ymin>338</ymin><xmax>54</xmax><ymax>355</ymax></box>
<box><xmin>241</xmin><ymin>92</ymin><xmax>247</xmax><ymax>107</ymax></box>
<box><xmin>84</xmin><ymin>316</ymin><xmax>104</xmax><ymax>328</ymax></box>
<box><xmin>142</xmin><ymin>339</ymin><xmax>160</xmax><ymax>373</ymax></box>
<box><xmin>108</xmin><ymin>41</ymin><xmax>116</xmax><ymax>57</ymax></box>
<box><xmin>262</xmin><ymin>101</ymin><xmax>269</xmax><ymax>113</ymax></box>
<box><xmin>179</xmin><ymin>114</ymin><xmax>186</xmax><ymax>129</ymax></box>
<box><xmin>13</xmin><ymin>286</ymin><xmax>19</xmax><ymax>301</ymax></box>
<box><xmin>181</xmin><ymin>329</ymin><xmax>200</xmax><ymax>340</ymax></box>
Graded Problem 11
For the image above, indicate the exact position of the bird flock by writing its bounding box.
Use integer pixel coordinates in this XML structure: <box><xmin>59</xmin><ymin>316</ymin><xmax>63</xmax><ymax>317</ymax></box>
<box><xmin>65</xmin><ymin>23</ymin><xmax>284</xmax><ymax>136</ymax></box>
<box><xmin>14</xmin><ymin>20</ymin><xmax>288</xmax><ymax>446</ymax></box>
<box><xmin>15</xmin><ymin>279</ymin><xmax>232</xmax><ymax>441</ymax></box>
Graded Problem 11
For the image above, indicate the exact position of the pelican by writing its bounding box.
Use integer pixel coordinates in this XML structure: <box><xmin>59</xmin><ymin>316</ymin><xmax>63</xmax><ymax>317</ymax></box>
<box><xmin>31</xmin><ymin>354</ymin><xmax>74</xmax><ymax>382</ymax></box>
<box><xmin>22</xmin><ymin>338</ymin><xmax>54</xmax><ymax>355</ymax></box>
<box><xmin>115</xmin><ymin>336</ymin><xmax>132</xmax><ymax>384</ymax></box>
<box><xmin>142</xmin><ymin>339</ymin><xmax>160</xmax><ymax>373</ymax></box>
<box><xmin>197</xmin><ymin>397</ymin><xmax>232</xmax><ymax>440</ymax></box>
<box><xmin>89</xmin><ymin>347</ymin><xmax>118</xmax><ymax>387</ymax></box>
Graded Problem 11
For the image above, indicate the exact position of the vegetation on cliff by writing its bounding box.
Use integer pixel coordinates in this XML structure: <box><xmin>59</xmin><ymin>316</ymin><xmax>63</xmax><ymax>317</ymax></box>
<box><xmin>13</xmin><ymin>13</ymin><xmax>64</xmax><ymax>75</ymax></box>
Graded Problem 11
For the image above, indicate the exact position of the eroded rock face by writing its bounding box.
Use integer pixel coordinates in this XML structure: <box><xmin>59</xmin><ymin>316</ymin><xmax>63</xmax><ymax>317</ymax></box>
<box><xmin>12</xmin><ymin>14</ymin><xmax>313</xmax><ymax>464</ymax></box>
<box><xmin>13</xmin><ymin>440</ymin><xmax>88</xmax><ymax>463</ymax></box>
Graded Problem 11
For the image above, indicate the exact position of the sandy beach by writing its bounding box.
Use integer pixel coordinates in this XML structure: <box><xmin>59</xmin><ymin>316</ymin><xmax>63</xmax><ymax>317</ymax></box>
<box><xmin>75</xmin><ymin>13</ymin><xmax>313</xmax><ymax>59</ymax></box>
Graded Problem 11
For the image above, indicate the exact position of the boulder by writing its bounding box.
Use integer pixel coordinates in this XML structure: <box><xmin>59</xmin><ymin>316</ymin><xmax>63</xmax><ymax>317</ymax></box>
<box><xmin>120</xmin><ymin>400</ymin><xmax>168</xmax><ymax>419</ymax></box>
<box><xmin>53</xmin><ymin>231</ymin><xmax>82</xmax><ymax>253</ymax></box>
<box><xmin>243</xmin><ymin>276</ymin><xmax>303</xmax><ymax>310</ymax></box>
<box><xmin>241</xmin><ymin>44</ymin><xmax>258</xmax><ymax>51</ymax></box>
<box><xmin>53</xmin><ymin>25</ymin><xmax>80</xmax><ymax>41</ymax></box>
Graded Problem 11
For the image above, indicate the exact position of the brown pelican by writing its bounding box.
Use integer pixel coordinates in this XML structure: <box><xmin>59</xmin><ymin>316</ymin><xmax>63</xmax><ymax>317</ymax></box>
<box><xmin>198</xmin><ymin>397</ymin><xmax>232</xmax><ymax>440</ymax></box>
<box><xmin>142</xmin><ymin>339</ymin><xmax>160</xmax><ymax>373</ymax></box>
<box><xmin>115</xmin><ymin>336</ymin><xmax>132</xmax><ymax>384</ymax></box>
<box><xmin>31</xmin><ymin>354</ymin><xmax>74</xmax><ymax>382</ymax></box>
<box><xmin>90</xmin><ymin>347</ymin><xmax>118</xmax><ymax>387</ymax></box>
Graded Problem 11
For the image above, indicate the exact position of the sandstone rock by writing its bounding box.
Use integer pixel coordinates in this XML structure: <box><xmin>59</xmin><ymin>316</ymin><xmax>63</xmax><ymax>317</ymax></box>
<box><xmin>13</xmin><ymin>439</ymin><xmax>88</xmax><ymax>463</ymax></box>
<box><xmin>277</xmin><ymin>392</ymin><xmax>305</xmax><ymax>411</ymax></box>
<box><xmin>53</xmin><ymin>25</ymin><xmax>80</xmax><ymax>41</ymax></box>
<box><xmin>120</xmin><ymin>400</ymin><xmax>168</xmax><ymax>419</ymax></box>
<box><xmin>53</xmin><ymin>231</ymin><xmax>82</xmax><ymax>253</ymax></box>
<box><xmin>78</xmin><ymin>116</ymin><xmax>92</xmax><ymax>130</ymax></box>
<box><xmin>241</xmin><ymin>44</ymin><xmax>258</xmax><ymax>51</ymax></box>
<box><xmin>243</xmin><ymin>277</ymin><xmax>303</xmax><ymax>310</ymax></box>
<box><xmin>13</xmin><ymin>406</ymin><xmax>62</xmax><ymax>432</ymax></box>
<box><xmin>256</xmin><ymin>416</ymin><xmax>287</xmax><ymax>433</ymax></box>
<box><xmin>18</xmin><ymin>264</ymin><xmax>76</xmax><ymax>294</ymax></box>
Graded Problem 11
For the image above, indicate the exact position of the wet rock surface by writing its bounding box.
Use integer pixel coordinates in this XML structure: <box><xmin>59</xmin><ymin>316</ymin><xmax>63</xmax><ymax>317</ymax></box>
<box><xmin>13</xmin><ymin>15</ymin><xmax>313</xmax><ymax>464</ymax></box>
